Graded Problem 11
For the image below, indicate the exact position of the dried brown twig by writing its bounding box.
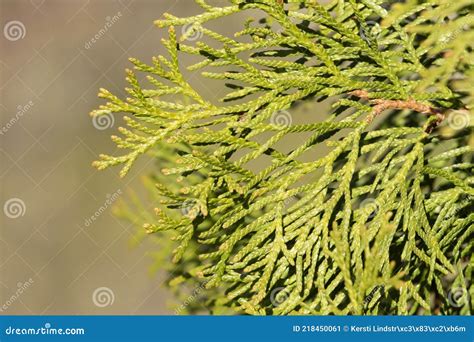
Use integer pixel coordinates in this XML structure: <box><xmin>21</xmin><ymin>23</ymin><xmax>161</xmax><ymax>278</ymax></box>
<box><xmin>350</xmin><ymin>90</ymin><xmax>445</xmax><ymax>132</ymax></box>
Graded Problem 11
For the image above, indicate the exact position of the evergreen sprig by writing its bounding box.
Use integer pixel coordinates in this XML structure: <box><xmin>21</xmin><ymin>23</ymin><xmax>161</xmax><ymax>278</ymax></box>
<box><xmin>91</xmin><ymin>0</ymin><xmax>473</xmax><ymax>315</ymax></box>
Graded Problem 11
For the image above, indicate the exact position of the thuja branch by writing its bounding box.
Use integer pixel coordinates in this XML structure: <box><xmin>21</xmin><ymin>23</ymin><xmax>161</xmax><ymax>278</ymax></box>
<box><xmin>91</xmin><ymin>0</ymin><xmax>473</xmax><ymax>315</ymax></box>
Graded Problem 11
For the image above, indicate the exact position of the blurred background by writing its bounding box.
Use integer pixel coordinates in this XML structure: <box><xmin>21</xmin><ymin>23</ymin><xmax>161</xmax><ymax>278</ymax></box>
<box><xmin>0</xmin><ymin>0</ymin><xmax>247</xmax><ymax>315</ymax></box>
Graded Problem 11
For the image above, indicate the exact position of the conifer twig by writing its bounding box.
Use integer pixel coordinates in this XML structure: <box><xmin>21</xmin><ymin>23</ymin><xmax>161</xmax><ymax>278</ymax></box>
<box><xmin>350</xmin><ymin>89</ymin><xmax>445</xmax><ymax>132</ymax></box>
<box><xmin>92</xmin><ymin>0</ymin><xmax>473</xmax><ymax>315</ymax></box>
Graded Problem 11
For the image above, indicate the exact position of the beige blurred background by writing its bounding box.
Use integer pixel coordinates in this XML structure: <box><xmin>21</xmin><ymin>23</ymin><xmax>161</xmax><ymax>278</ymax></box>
<box><xmin>0</xmin><ymin>0</ymin><xmax>244</xmax><ymax>315</ymax></box>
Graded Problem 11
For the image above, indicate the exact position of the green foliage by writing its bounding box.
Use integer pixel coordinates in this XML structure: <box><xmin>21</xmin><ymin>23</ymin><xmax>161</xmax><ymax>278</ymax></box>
<box><xmin>91</xmin><ymin>0</ymin><xmax>473</xmax><ymax>315</ymax></box>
